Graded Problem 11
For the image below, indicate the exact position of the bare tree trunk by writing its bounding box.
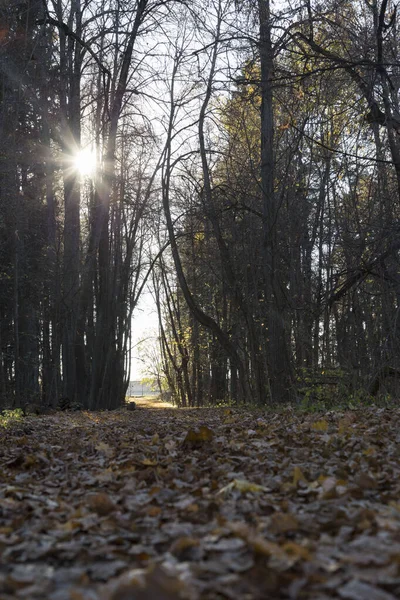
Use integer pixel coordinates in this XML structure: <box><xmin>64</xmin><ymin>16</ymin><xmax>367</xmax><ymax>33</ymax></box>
<box><xmin>258</xmin><ymin>0</ymin><xmax>293</xmax><ymax>402</ymax></box>
<box><xmin>56</xmin><ymin>0</ymin><xmax>82</xmax><ymax>403</ymax></box>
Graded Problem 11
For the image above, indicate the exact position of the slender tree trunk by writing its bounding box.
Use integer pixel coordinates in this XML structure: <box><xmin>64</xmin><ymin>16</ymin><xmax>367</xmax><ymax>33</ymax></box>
<box><xmin>258</xmin><ymin>0</ymin><xmax>293</xmax><ymax>402</ymax></box>
<box><xmin>59</xmin><ymin>0</ymin><xmax>82</xmax><ymax>403</ymax></box>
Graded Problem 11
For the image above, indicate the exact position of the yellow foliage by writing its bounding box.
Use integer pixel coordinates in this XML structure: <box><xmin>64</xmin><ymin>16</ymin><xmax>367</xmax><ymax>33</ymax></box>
<box><xmin>312</xmin><ymin>419</ymin><xmax>329</xmax><ymax>432</ymax></box>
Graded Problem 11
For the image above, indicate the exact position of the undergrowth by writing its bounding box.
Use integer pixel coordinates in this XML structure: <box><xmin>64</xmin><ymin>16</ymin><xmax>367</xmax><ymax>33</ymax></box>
<box><xmin>0</xmin><ymin>408</ymin><xmax>24</xmax><ymax>428</ymax></box>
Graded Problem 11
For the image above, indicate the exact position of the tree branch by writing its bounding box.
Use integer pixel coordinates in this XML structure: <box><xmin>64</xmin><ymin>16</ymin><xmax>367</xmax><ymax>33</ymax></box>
<box><xmin>36</xmin><ymin>15</ymin><xmax>112</xmax><ymax>81</ymax></box>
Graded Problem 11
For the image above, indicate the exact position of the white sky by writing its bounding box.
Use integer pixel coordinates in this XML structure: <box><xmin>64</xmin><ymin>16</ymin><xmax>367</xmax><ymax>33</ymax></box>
<box><xmin>130</xmin><ymin>288</ymin><xmax>159</xmax><ymax>380</ymax></box>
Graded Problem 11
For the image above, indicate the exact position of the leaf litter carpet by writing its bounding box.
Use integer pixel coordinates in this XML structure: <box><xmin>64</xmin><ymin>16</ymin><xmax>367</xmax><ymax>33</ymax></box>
<box><xmin>1</xmin><ymin>404</ymin><xmax>400</xmax><ymax>599</ymax></box>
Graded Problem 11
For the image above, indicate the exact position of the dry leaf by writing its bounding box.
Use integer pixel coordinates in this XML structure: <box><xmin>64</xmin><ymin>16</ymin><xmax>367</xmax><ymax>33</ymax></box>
<box><xmin>312</xmin><ymin>419</ymin><xmax>329</xmax><ymax>432</ymax></box>
<box><xmin>217</xmin><ymin>478</ymin><xmax>270</xmax><ymax>495</ymax></box>
<box><xmin>293</xmin><ymin>466</ymin><xmax>307</xmax><ymax>486</ymax></box>
<box><xmin>95</xmin><ymin>441</ymin><xmax>114</xmax><ymax>457</ymax></box>
<box><xmin>270</xmin><ymin>512</ymin><xmax>299</xmax><ymax>534</ymax></box>
<box><xmin>87</xmin><ymin>492</ymin><xmax>116</xmax><ymax>516</ymax></box>
<box><xmin>354</xmin><ymin>472</ymin><xmax>378</xmax><ymax>490</ymax></box>
<box><xmin>182</xmin><ymin>425</ymin><xmax>214</xmax><ymax>448</ymax></box>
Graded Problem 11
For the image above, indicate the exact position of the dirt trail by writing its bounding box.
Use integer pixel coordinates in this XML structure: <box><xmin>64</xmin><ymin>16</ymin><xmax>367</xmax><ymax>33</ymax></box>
<box><xmin>128</xmin><ymin>395</ymin><xmax>175</xmax><ymax>409</ymax></box>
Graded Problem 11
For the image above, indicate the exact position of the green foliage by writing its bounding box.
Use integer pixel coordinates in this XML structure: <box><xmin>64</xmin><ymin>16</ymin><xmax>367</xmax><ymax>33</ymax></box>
<box><xmin>0</xmin><ymin>408</ymin><xmax>24</xmax><ymax>428</ymax></box>
<box><xmin>295</xmin><ymin>369</ymin><xmax>382</xmax><ymax>412</ymax></box>
<box><xmin>296</xmin><ymin>368</ymin><xmax>342</xmax><ymax>410</ymax></box>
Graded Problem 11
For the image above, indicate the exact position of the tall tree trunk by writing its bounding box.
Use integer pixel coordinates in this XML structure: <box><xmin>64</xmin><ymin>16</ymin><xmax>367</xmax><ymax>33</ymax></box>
<box><xmin>258</xmin><ymin>0</ymin><xmax>293</xmax><ymax>402</ymax></box>
<box><xmin>59</xmin><ymin>0</ymin><xmax>82</xmax><ymax>403</ymax></box>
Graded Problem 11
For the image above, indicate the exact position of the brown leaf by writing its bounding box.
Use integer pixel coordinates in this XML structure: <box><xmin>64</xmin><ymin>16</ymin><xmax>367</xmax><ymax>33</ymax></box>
<box><xmin>269</xmin><ymin>512</ymin><xmax>299</xmax><ymax>534</ymax></box>
<box><xmin>182</xmin><ymin>425</ymin><xmax>214</xmax><ymax>448</ymax></box>
<box><xmin>87</xmin><ymin>492</ymin><xmax>116</xmax><ymax>516</ymax></box>
<box><xmin>170</xmin><ymin>536</ymin><xmax>201</xmax><ymax>561</ymax></box>
<box><xmin>354</xmin><ymin>472</ymin><xmax>378</xmax><ymax>490</ymax></box>
<box><xmin>282</xmin><ymin>541</ymin><xmax>312</xmax><ymax>561</ymax></box>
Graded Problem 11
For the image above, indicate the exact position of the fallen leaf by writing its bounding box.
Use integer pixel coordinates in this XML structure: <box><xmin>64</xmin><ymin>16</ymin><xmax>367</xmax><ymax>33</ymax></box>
<box><xmin>320</xmin><ymin>476</ymin><xmax>337</xmax><ymax>499</ymax></box>
<box><xmin>217</xmin><ymin>479</ymin><xmax>270</xmax><ymax>495</ymax></box>
<box><xmin>182</xmin><ymin>425</ymin><xmax>214</xmax><ymax>448</ymax></box>
<box><xmin>142</xmin><ymin>458</ymin><xmax>158</xmax><ymax>466</ymax></box>
<box><xmin>282</xmin><ymin>541</ymin><xmax>312</xmax><ymax>561</ymax></box>
<box><xmin>312</xmin><ymin>419</ymin><xmax>329</xmax><ymax>432</ymax></box>
<box><xmin>269</xmin><ymin>512</ymin><xmax>299</xmax><ymax>534</ymax></box>
<box><xmin>87</xmin><ymin>492</ymin><xmax>116</xmax><ymax>516</ymax></box>
<box><xmin>293</xmin><ymin>466</ymin><xmax>307</xmax><ymax>486</ymax></box>
<box><xmin>95</xmin><ymin>441</ymin><xmax>114</xmax><ymax>457</ymax></box>
<box><xmin>354</xmin><ymin>472</ymin><xmax>378</xmax><ymax>489</ymax></box>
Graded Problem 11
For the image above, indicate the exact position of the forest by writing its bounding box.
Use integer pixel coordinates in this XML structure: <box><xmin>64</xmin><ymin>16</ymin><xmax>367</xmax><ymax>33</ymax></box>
<box><xmin>3</xmin><ymin>2</ymin><xmax>400</xmax><ymax>599</ymax></box>
<box><xmin>2</xmin><ymin>0</ymin><xmax>400</xmax><ymax>411</ymax></box>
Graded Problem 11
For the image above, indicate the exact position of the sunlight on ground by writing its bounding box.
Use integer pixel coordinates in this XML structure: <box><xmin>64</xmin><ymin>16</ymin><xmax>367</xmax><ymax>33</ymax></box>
<box><xmin>127</xmin><ymin>395</ymin><xmax>176</xmax><ymax>409</ymax></box>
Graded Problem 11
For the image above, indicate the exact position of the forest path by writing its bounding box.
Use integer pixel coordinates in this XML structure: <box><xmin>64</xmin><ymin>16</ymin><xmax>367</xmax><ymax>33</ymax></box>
<box><xmin>128</xmin><ymin>395</ymin><xmax>175</xmax><ymax>409</ymax></box>
<box><xmin>1</xmin><ymin>406</ymin><xmax>400</xmax><ymax>599</ymax></box>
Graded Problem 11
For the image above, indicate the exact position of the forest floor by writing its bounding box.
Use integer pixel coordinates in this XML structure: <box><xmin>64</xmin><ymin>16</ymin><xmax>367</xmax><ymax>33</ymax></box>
<box><xmin>1</xmin><ymin>402</ymin><xmax>400</xmax><ymax>600</ymax></box>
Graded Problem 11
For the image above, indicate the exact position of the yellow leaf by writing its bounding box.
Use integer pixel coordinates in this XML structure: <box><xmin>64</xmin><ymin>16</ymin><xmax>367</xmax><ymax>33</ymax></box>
<box><xmin>217</xmin><ymin>479</ymin><xmax>270</xmax><ymax>495</ymax></box>
<box><xmin>0</xmin><ymin>527</ymin><xmax>13</xmax><ymax>535</ymax></box>
<box><xmin>312</xmin><ymin>419</ymin><xmax>329</xmax><ymax>432</ymax></box>
<box><xmin>142</xmin><ymin>458</ymin><xmax>157</xmax><ymax>466</ymax></box>
<box><xmin>293</xmin><ymin>467</ymin><xmax>307</xmax><ymax>486</ymax></box>
<box><xmin>182</xmin><ymin>425</ymin><xmax>214</xmax><ymax>448</ymax></box>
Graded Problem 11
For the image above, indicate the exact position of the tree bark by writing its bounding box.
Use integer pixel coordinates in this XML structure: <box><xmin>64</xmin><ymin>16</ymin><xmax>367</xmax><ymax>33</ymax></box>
<box><xmin>258</xmin><ymin>0</ymin><xmax>293</xmax><ymax>402</ymax></box>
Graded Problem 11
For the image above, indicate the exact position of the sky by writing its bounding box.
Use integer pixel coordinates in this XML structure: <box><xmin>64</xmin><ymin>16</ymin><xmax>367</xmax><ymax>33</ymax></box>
<box><xmin>130</xmin><ymin>288</ymin><xmax>159</xmax><ymax>380</ymax></box>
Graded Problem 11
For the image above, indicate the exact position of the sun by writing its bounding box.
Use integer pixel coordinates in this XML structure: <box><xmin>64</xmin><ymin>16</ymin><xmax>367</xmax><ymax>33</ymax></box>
<box><xmin>73</xmin><ymin>147</ymin><xmax>97</xmax><ymax>177</ymax></box>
